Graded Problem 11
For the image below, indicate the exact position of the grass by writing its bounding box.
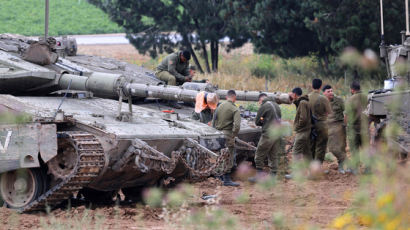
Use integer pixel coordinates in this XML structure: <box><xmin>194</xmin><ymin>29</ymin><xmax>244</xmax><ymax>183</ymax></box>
<box><xmin>0</xmin><ymin>0</ymin><xmax>123</xmax><ymax>36</ymax></box>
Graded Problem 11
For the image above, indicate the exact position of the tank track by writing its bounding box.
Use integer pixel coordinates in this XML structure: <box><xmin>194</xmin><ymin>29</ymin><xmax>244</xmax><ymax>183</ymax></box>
<box><xmin>19</xmin><ymin>131</ymin><xmax>105</xmax><ymax>213</ymax></box>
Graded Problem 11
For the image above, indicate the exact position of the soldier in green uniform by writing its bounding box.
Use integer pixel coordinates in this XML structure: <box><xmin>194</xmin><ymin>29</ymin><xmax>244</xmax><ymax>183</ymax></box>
<box><xmin>155</xmin><ymin>50</ymin><xmax>191</xmax><ymax>86</ymax></box>
<box><xmin>155</xmin><ymin>50</ymin><xmax>191</xmax><ymax>108</ymax></box>
<box><xmin>248</xmin><ymin>93</ymin><xmax>282</xmax><ymax>182</ymax></box>
<box><xmin>212</xmin><ymin>90</ymin><xmax>241</xmax><ymax>186</ymax></box>
<box><xmin>308</xmin><ymin>79</ymin><xmax>332</xmax><ymax>163</ymax></box>
<box><xmin>290</xmin><ymin>87</ymin><xmax>312</xmax><ymax>161</ymax></box>
<box><xmin>322</xmin><ymin>85</ymin><xmax>346</xmax><ymax>174</ymax></box>
<box><xmin>345</xmin><ymin>81</ymin><xmax>369</xmax><ymax>172</ymax></box>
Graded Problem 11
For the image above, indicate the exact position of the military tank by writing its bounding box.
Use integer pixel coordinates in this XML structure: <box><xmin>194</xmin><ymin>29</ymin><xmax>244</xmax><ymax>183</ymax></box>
<box><xmin>367</xmin><ymin>0</ymin><xmax>410</xmax><ymax>157</ymax></box>
<box><xmin>0</xmin><ymin>32</ymin><xmax>292</xmax><ymax>212</ymax></box>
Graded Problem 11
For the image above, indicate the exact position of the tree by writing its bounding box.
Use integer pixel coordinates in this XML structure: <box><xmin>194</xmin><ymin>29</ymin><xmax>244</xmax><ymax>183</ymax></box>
<box><xmin>234</xmin><ymin>0</ymin><xmax>405</xmax><ymax>71</ymax></box>
<box><xmin>304</xmin><ymin>0</ymin><xmax>405</xmax><ymax>55</ymax></box>
<box><xmin>88</xmin><ymin>0</ymin><xmax>250</xmax><ymax>73</ymax></box>
<box><xmin>246</xmin><ymin>0</ymin><xmax>323</xmax><ymax>58</ymax></box>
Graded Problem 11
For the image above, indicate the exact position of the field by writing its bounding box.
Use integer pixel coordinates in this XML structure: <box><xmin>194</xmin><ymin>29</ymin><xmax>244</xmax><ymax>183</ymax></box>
<box><xmin>0</xmin><ymin>0</ymin><xmax>123</xmax><ymax>36</ymax></box>
<box><xmin>0</xmin><ymin>44</ymin><xmax>408</xmax><ymax>229</ymax></box>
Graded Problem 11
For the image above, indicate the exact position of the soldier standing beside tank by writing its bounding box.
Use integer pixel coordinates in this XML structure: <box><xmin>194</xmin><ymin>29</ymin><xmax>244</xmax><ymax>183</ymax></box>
<box><xmin>308</xmin><ymin>79</ymin><xmax>332</xmax><ymax>165</ymax></box>
<box><xmin>345</xmin><ymin>81</ymin><xmax>369</xmax><ymax>173</ymax></box>
<box><xmin>192</xmin><ymin>91</ymin><xmax>219</xmax><ymax>125</ymax></box>
<box><xmin>155</xmin><ymin>50</ymin><xmax>192</xmax><ymax>108</ymax></box>
<box><xmin>290</xmin><ymin>87</ymin><xmax>312</xmax><ymax>161</ymax></box>
<box><xmin>322</xmin><ymin>85</ymin><xmax>347</xmax><ymax>174</ymax></box>
<box><xmin>248</xmin><ymin>93</ymin><xmax>282</xmax><ymax>182</ymax></box>
<box><xmin>212</xmin><ymin>90</ymin><xmax>241</xmax><ymax>187</ymax></box>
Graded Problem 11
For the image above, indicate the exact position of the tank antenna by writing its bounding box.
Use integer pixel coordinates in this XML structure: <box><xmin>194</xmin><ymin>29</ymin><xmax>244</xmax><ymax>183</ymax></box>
<box><xmin>45</xmin><ymin>0</ymin><xmax>49</xmax><ymax>39</ymax></box>
<box><xmin>406</xmin><ymin>0</ymin><xmax>410</xmax><ymax>35</ymax></box>
<box><xmin>380</xmin><ymin>0</ymin><xmax>385</xmax><ymax>44</ymax></box>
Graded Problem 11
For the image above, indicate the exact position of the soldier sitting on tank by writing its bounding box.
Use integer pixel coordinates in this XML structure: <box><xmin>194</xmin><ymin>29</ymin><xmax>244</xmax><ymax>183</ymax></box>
<box><xmin>192</xmin><ymin>91</ymin><xmax>219</xmax><ymax>125</ymax></box>
<box><xmin>156</xmin><ymin>50</ymin><xmax>191</xmax><ymax>86</ymax></box>
<box><xmin>155</xmin><ymin>50</ymin><xmax>191</xmax><ymax>108</ymax></box>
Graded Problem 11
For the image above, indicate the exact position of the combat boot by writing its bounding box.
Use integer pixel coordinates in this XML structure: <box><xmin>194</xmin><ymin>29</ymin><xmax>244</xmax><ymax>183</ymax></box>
<box><xmin>338</xmin><ymin>162</ymin><xmax>345</xmax><ymax>174</ymax></box>
<box><xmin>248</xmin><ymin>169</ymin><xmax>270</xmax><ymax>183</ymax></box>
<box><xmin>222</xmin><ymin>174</ymin><xmax>239</xmax><ymax>187</ymax></box>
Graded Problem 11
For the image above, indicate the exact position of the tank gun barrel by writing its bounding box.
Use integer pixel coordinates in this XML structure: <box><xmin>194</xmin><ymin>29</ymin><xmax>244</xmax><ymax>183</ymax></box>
<box><xmin>58</xmin><ymin>73</ymin><xmax>291</xmax><ymax>104</ymax></box>
<box><xmin>180</xmin><ymin>82</ymin><xmax>291</xmax><ymax>104</ymax></box>
<box><xmin>215</xmin><ymin>89</ymin><xmax>291</xmax><ymax>104</ymax></box>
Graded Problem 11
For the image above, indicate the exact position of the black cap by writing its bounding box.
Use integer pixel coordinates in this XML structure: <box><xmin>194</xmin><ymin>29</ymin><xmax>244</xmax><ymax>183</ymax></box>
<box><xmin>182</xmin><ymin>50</ymin><xmax>191</xmax><ymax>60</ymax></box>
<box><xmin>292</xmin><ymin>87</ymin><xmax>302</xmax><ymax>96</ymax></box>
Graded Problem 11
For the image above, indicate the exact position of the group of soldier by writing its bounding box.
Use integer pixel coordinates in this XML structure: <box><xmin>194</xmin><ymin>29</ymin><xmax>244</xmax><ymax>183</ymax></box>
<box><xmin>155</xmin><ymin>50</ymin><xmax>369</xmax><ymax>187</ymax></box>
<box><xmin>289</xmin><ymin>79</ymin><xmax>368</xmax><ymax>179</ymax></box>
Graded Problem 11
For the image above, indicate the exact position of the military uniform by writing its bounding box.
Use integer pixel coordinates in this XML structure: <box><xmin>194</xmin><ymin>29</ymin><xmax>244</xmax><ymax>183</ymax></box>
<box><xmin>155</xmin><ymin>52</ymin><xmax>189</xmax><ymax>86</ymax></box>
<box><xmin>308</xmin><ymin>91</ymin><xmax>331</xmax><ymax>162</ymax></box>
<box><xmin>346</xmin><ymin>91</ymin><xmax>369</xmax><ymax>159</ymax></box>
<box><xmin>292</xmin><ymin>95</ymin><xmax>312</xmax><ymax>160</ymax></box>
<box><xmin>213</xmin><ymin>100</ymin><xmax>241</xmax><ymax>174</ymax></box>
<box><xmin>327</xmin><ymin>96</ymin><xmax>346</xmax><ymax>164</ymax></box>
<box><xmin>192</xmin><ymin>108</ymin><xmax>213</xmax><ymax>124</ymax></box>
<box><xmin>254</xmin><ymin>98</ymin><xmax>282</xmax><ymax>174</ymax></box>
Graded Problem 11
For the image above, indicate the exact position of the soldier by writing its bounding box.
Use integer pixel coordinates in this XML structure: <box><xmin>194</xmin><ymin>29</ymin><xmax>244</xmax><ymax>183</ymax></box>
<box><xmin>192</xmin><ymin>91</ymin><xmax>219</xmax><ymax>125</ymax></box>
<box><xmin>189</xmin><ymin>65</ymin><xmax>209</xmax><ymax>83</ymax></box>
<box><xmin>345</xmin><ymin>81</ymin><xmax>369</xmax><ymax>172</ymax></box>
<box><xmin>248</xmin><ymin>93</ymin><xmax>282</xmax><ymax>182</ymax></box>
<box><xmin>189</xmin><ymin>65</ymin><xmax>196</xmax><ymax>78</ymax></box>
<box><xmin>156</xmin><ymin>50</ymin><xmax>191</xmax><ymax>86</ymax></box>
<box><xmin>212</xmin><ymin>90</ymin><xmax>241</xmax><ymax>186</ymax></box>
<box><xmin>155</xmin><ymin>50</ymin><xmax>191</xmax><ymax>108</ymax></box>
<box><xmin>308</xmin><ymin>79</ymin><xmax>331</xmax><ymax>164</ymax></box>
<box><xmin>322</xmin><ymin>85</ymin><xmax>346</xmax><ymax>174</ymax></box>
<box><xmin>290</xmin><ymin>87</ymin><xmax>312</xmax><ymax>161</ymax></box>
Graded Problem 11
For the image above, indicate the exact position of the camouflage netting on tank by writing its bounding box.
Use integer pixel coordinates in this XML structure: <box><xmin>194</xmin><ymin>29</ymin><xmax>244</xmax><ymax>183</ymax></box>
<box><xmin>121</xmin><ymin>138</ymin><xmax>231</xmax><ymax>180</ymax></box>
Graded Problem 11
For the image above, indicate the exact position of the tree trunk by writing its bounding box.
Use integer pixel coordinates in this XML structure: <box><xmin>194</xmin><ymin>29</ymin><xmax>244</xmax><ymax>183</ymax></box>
<box><xmin>201</xmin><ymin>40</ymin><xmax>211</xmax><ymax>73</ymax></box>
<box><xmin>190</xmin><ymin>50</ymin><xmax>203</xmax><ymax>74</ymax></box>
<box><xmin>210</xmin><ymin>40</ymin><xmax>219</xmax><ymax>72</ymax></box>
<box><xmin>323</xmin><ymin>55</ymin><xmax>329</xmax><ymax>73</ymax></box>
<box><xmin>181</xmin><ymin>33</ymin><xmax>204</xmax><ymax>74</ymax></box>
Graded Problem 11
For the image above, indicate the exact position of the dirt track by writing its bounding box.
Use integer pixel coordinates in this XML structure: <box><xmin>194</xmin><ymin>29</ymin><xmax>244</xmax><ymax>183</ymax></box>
<box><xmin>0</xmin><ymin>165</ymin><xmax>358</xmax><ymax>229</ymax></box>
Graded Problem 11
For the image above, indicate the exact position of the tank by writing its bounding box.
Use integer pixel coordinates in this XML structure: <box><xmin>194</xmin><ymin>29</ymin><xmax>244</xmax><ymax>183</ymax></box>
<box><xmin>367</xmin><ymin>0</ymin><xmax>410</xmax><ymax>157</ymax></box>
<box><xmin>0</xmin><ymin>34</ymin><xmax>291</xmax><ymax>212</ymax></box>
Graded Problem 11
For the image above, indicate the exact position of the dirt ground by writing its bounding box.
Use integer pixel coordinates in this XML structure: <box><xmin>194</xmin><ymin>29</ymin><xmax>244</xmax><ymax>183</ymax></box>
<box><xmin>0</xmin><ymin>44</ymin><xmax>359</xmax><ymax>229</ymax></box>
<box><xmin>0</xmin><ymin>165</ymin><xmax>358</xmax><ymax>230</ymax></box>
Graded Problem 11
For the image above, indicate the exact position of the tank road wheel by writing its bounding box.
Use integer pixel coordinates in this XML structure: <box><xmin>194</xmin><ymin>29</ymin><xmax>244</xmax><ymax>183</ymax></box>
<box><xmin>47</xmin><ymin>138</ymin><xmax>78</xmax><ymax>181</ymax></box>
<box><xmin>0</xmin><ymin>168</ymin><xmax>45</xmax><ymax>209</ymax></box>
